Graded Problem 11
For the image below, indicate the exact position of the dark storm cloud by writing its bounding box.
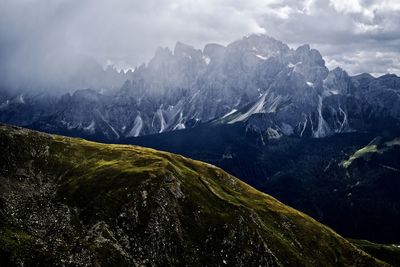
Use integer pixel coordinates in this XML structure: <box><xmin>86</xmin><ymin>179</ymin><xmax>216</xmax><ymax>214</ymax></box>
<box><xmin>0</xmin><ymin>0</ymin><xmax>399</xmax><ymax>89</ymax></box>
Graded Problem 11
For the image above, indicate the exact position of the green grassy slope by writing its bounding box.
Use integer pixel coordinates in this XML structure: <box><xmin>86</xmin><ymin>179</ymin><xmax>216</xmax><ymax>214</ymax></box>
<box><xmin>0</xmin><ymin>125</ymin><xmax>387</xmax><ymax>266</ymax></box>
<box><xmin>350</xmin><ymin>239</ymin><xmax>400</xmax><ymax>267</ymax></box>
<box><xmin>127</xmin><ymin>123</ymin><xmax>400</xmax><ymax>244</ymax></box>
<box><xmin>341</xmin><ymin>137</ymin><xmax>400</xmax><ymax>168</ymax></box>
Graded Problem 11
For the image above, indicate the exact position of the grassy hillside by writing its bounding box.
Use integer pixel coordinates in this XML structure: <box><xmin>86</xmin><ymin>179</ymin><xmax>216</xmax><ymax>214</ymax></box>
<box><xmin>0</xmin><ymin>124</ymin><xmax>387</xmax><ymax>266</ymax></box>
<box><xmin>350</xmin><ymin>239</ymin><xmax>400</xmax><ymax>267</ymax></box>
<box><xmin>127</xmin><ymin>123</ymin><xmax>400</xmax><ymax>244</ymax></box>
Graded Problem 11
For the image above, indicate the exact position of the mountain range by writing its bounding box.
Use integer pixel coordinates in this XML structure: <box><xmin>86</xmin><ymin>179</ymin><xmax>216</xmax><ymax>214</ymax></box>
<box><xmin>1</xmin><ymin>34</ymin><xmax>399</xmax><ymax>141</ymax></box>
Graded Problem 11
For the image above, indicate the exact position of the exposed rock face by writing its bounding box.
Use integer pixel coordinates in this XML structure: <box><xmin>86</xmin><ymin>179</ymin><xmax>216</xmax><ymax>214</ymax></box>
<box><xmin>217</xmin><ymin>65</ymin><xmax>400</xmax><ymax>139</ymax></box>
<box><xmin>0</xmin><ymin>34</ymin><xmax>399</xmax><ymax>141</ymax></box>
<box><xmin>0</xmin><ymin>125</ymin><xmax>384</xmax><ymax>266</ymax></box>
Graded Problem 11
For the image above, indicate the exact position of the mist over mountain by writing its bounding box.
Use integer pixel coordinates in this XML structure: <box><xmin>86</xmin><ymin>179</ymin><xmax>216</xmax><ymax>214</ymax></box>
<box><xmin>0</xmin><ymin>34</ymin><xmax>399</xmax><ymax>142</ymax></box>
<box><xmin>0</xmin><ymin>54</ymin><xmax>132</xmax><ymax>95</ymax></box>
<box><xmin>1</xmin><ymin>0</ymin><xmax>400</xmax><ymax>82</ymax></box>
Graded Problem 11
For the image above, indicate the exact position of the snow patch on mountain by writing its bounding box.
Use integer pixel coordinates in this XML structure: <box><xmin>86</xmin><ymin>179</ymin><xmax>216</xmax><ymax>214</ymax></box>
<box><xmin>256</xmin><ymin>54</ymin><xmax>267</xmax><ymax>60</ymax></box>
<box><xmin>173</xmin><ymin>112</ymin><xmax>186</xmax><ymax>130</ymax></box>
<box><xmin>203</xmin><ymin>56</ymin><xmax>211</xmax><ymax>65</ymax></box>
<box><xmin>83</xmin><ymin>120</ymin><xmax>95</xmax><ymax>134</ymax></box>
<box><xmin>228</xmin><ymin>94</ymin><xmax>268</xmax><ymax>124</ymax></box>
<box><xmin>128</xmin><ymin>115</ymin><xmax>143</xmax><ymax>137</ymax></box>
<box><xmin>222</xmin><ymin>109</ymin><xmax>238</xmax><ymax>118</ymax></box>
<box><xmin>313</xmin><ymin>95</ymin><xmax>331</xmax><ymax>138</ymax></box>
<box><xmin>157</xmin><ymin>109</ymin><xmax>167</xmax><ymax>133</ymax></box>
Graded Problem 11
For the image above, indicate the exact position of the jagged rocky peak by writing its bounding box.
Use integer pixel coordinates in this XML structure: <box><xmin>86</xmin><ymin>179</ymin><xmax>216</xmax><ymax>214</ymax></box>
<box><xmin>356</xmin><ymin>72</ymin><xmax>375</xmax><ymax>80</ymax></box>
<box><xmin>148</xmin><ymin>42</ymin><xmax>205</xmax><ymax>68</ymax></box>
<box><xmin>292</xmin><ymin>44</ymin><xmax>329</xmax><ymax>83</ymax></box>
<box><xmin>294</xmin><ymin>44</ymin><xmax>324</xmax><ymax>65</ymax></box>
<box><xmin>352</xmin><ymin>73</ymin><xmax>400</xmax><ymax>92</ymax></box>
<box><xmin>373</xmin><ymin>73</ymin><xmax>400</xmax><ymax>90</ymax></box>
<box><xmin>228</xmin><ymin>34</ymin><xmax>290</xmax><ymax>57</ymax></box>
<box><xmin>173</xmin><ymin>41</ymin><xmax>202</xmax><ymax>60</ymax></box>
<box><xmin>323</xmin><ymin>67</ymin><xmax>353</xmax><ymax>95</ymax></box>
<box><xmin>329</xmin><ymin>66</ymin><xmax>348</xmax><ymax>76</ymax></box>
<box><xmin>203</xmin><ymin>43</ymin><xmax>226</xmax><ymax>58</ymax></box>
<box><xmin>351</xmin><ymin>73</ymin><xmax>375</xmax><ymax>92</ymax></box>
<box><xmin>173</xmin><ymin>41</ymin><xmax>208</xmax><ymax>72</ymax></box>
<box><xmin>139</xmin><ymin>42</ymin><xmax>207</xmax><ymax>92</ymax></box>
<box><xmin>147</xmin><ymin>46</ymin><xmax>174</xmax><ymax>71</ymax></box>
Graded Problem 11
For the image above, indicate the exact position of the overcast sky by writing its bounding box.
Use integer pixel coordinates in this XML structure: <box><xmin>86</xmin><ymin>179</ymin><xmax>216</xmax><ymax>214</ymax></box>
<box><xmin>1</xmin><ymin>0</ymin><xmax>399</xmax><ymax>78</ymax></box>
